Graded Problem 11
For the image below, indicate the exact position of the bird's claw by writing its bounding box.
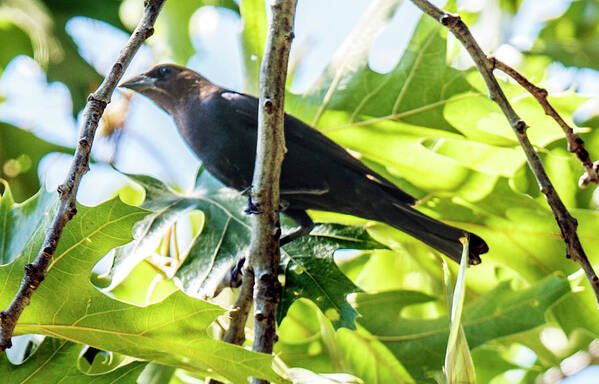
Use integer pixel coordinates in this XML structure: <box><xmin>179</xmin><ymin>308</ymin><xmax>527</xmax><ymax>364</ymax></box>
<box><xmin>241</xmin><ymin>185</ymin><xmax>263</xmax><ymax>214</ymax></box>
<box><xmin>244</xmin><ymin>195</ymin><xmax>263</xmax><ymax>215</ymax></box>
<box><xmin>210</xmin><ymin>257</ymin><xmax>245</xmax><ymax>297</ymax></box>
<box><xmin>229</xmin><ymin>257</ymin><xmax>245</xmax><ymax>287</ymax></box>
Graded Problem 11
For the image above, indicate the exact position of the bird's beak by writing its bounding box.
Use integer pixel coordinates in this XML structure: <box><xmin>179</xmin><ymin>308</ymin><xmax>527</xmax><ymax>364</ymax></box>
<box><xmin>119</xmin><ymin>74</ymin><xmax>156</xmax><ymax>92</ymax></box>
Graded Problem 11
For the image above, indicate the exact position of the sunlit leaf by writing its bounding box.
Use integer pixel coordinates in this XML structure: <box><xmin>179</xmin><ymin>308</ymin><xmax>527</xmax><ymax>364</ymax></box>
<box><xmin>354</xmin><ymin>275</ymin><xmax>569</xmax><ymax>381</ymax></box>
<box><xmin>240</xmin><ymin>0</ymin><xmax>267</xmax><ymax>95</ymax></box>
<box><xmin>279</xmin><ymin>224</ymin><xmax>385</xmax><ymax>329</ymax></box>
<box><xmin>530</xmin><ymin>0</ymin><xmax>599</xmax><ymax>70</ymax></box>
<box><xmin>0</xmin><ymin>338</ymin><xmax>147</xmax><ymax>383</ymax></box>
<box><xmin>0</xmin><ymin>122</ymin><xmax>71</xmax><ymax>202</ymax></box>
<box><xmin>0</xmin><ymin>180</ymin><xmax>57</xmax><ymax>264</ymax></box>
<box><xmin>0</xmin><ymin>183</ymin><xmax>279</xmax><ymax>383</ymax></box>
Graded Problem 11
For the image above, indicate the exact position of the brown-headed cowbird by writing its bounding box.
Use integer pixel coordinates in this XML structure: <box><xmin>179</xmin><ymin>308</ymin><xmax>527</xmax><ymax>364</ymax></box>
<box><xmin>121</xmin><ymin>64</ymin><xmax>488</xmax><ymax>264</ymax></box>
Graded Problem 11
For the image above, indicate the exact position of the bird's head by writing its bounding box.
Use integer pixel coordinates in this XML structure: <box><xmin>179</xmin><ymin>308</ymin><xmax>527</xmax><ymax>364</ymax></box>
<box><xmin>120</xmin><ymin>64</ymin><xmax>211</xmax><ymax>114</ymax></box>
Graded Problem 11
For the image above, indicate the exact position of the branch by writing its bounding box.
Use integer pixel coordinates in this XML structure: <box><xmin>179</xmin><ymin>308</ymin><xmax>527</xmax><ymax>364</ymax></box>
<box><xmin>207</xmin><ymin>266</ymin><xmax>253</xmax><ymax>384</ymax></box>
<box><xmin>490</xmin><ymin>58</ymin><xmax>599</xmax><ymax>187</ymax></box>
<box><xmin>0</xmin><ymin>0</ymin><xmax>167</xmax><ymax>352</ymax></box>
<box><xmin>222</xmin><ymin>266</ymin><xmax>254</xmax><ymax>346</ymax></box>
<box><xmin>247</xmin><ymin>1</ymin><xmax>297</xmax><ymax>383</ymax></box>
<box><xmin>207</xmin><ymin>264</ymin><xmax>255</xmax><ymax>384</ymax></box>
<box><xmin>409</xmin><ymin>0</ymin><xmax>599</xmax><ymax>304</ymax></box>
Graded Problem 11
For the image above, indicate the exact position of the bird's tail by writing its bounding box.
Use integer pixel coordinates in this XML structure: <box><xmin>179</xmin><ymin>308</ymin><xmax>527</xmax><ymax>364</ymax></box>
<box><xmin>378</xmin><ymin>203</ymin><xmax>488</xmax><ymax>265</ymax></box>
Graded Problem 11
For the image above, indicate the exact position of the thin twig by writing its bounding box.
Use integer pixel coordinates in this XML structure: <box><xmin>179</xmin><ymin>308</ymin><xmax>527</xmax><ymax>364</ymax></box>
<box><xmin>207</xmin><ymin>260</ymin><xmax>254</xmax><ymax>384</ymax></box>
<box><xmin>409</xmin><ymin>0</ymin><xmax>599</xmax><ymax>305</ymax></box>
<box><xmin>490</xmin><ymin>57</ymin><xmax>599</xmax><ymax>187</ymax></box>
<box><xmin>246</xmin><ymin>1</ymin><xmax>297</xmax><ymax>383</ymax></box>
<box><xmin>222</xmin><ymin>266</ymin><xmax>254</xmax><ymax>345</ymax></box>
<box><xmin>0</xmin><ymin>0</ymin><xmax>167</xmax><ymax>352</ymax></box>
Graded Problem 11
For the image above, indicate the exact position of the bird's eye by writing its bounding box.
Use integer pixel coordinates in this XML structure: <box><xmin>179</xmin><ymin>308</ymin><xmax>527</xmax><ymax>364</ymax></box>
<box><xmin>159</xmin><ymin>67</ymin><xmax>171</xmax><ymax>76</ymax></box>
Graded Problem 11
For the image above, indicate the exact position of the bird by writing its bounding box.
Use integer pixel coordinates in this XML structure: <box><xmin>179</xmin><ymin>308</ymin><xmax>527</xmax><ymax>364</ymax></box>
<box><xmin>120</xmin><ymin>64</ymin><xmax>488</xmax><ymax>265</ymax></box>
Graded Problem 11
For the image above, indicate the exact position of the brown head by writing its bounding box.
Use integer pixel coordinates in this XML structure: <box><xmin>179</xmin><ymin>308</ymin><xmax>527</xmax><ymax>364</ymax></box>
<box><xmin>120</xmin><ymin>64</ymin><xmax>216</xmax><ymax>114</ymax></box>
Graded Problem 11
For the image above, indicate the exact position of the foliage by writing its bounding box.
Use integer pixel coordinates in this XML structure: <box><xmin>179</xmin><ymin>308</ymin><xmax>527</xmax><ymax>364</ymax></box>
<box><xmin>0</xmin><ymin>122</ymin><xmax>71</xmax><ymax>202</ymax></box>
<box><xmin>0</xmin><ymin>183</ymin><xmax>279</xmax><ymax>383</ymax></box>
<box><xmin>1</xmin><ymin>0</ymin><xmax>599</xmax><ymax>383</ymax></box>
<box><xmin>530</xmin><ymin>0</ymin><xmax>599</xmax><ymax>71</ymax></box>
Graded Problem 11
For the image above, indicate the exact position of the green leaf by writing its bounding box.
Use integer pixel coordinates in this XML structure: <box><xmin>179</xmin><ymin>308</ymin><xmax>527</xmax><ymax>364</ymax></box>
<box><xmin>354</xmin><ymin>275</ymin><xmax>570</xmax><ymax>381</ymax></box>
<box><xmin>282</xmin><ymin>6</ymin><xmax>586</xmax><ymax>213</ymax></box>
<box><xmin>276</xmin><ymin>300</ymin><xmax>334</xmax><ymax>374</ymax></box>
<box><xmin>0</xmin><ymin>21</ymin><xmax>33</xmax><ymax>69</ymax></box>
<box><xmin>292</xmin><ymin>0</ymin><xmax>469</xmax><ymax>134</ymax></box>
<box><xmin>107</xmin><ymin>170</ymin><xmax>251</xmax><ymax>297</ymax></box>
<box><xmin>154</xmin><ymin>0</ymin><xmax>239</xmax><ymax>65</ymax></box>
<box><xmin>409</xmin><ymin>177</ymin><xmax>599</xmax><ymax>292</ymax></box>
<box><xmin>323</xmin><ymin>120</ymin><xmax>499</xmax><ymax>199</ymax></box>
<box><xmin>498</xmin><ymin>0</ymin><xmax>525</xmax><ymax>13</ymax></box>
<box><xmin>0</xmin><ymin>122</ymin><xmax>72</xmax><ymax>202</ymax></box>
<box><xmin>444</xmin><ymin>244</ymin><xmax>476</xmax><ymax>384</ymax></box>
<box><xmin>0</xmin><ymin>181</ymin><xmax>57</xmax><ymax>264</ymax></box>
<box><xmin>445</xmin><ymin>329</ymin><xmax>475</xmax><ymax>384</ymax></box>
<box><xmin>552</xmin><ymin>279</ymin><xmax>599</xmax><ymax>338</ymax></box>
<box><xmin>0</xmin><ymin>0</ymin><xmax>59</xmax><ymax>71</ymax></box>
<box><xmin>444</xmin><ymin>78</ymin><xmax>588</xmax><ymax>149</ymax></box>
<box><xmin>41</xmin><ymin>0</ymin><xmax>126</xmax><ymax>113</ymax></box>
<box><xmin>420</xmin><ymin>136</ymin><xmax>523</xmax><ymax>177</ymax></box>
<box><xmin>118</xmin><ymin>172</ymin><xmax>383</xmax><ymax>330</ymax></box>
<box><xmin>240</xmin><ymin>0</ymin><xmax>267</xmax><ymax>95</ymax></box>
<box><xmin>541</xmin><ymin>147</ymin><xmax>581</xmax><ymax>209</ymax></box>
<box><xmin>0</xmin><ymin>189</ymin><xmax>279</xmax><ymax>383</ymax></box>
<box><xmin>287</xmin><ymin>368</ymin><xmax>363</xmax><ymax>384</ymax></box>
<box><xmin>336</xmin><ymin>327</ymin><xmax>415</xmax><ymax>383</ymax></box>
<box><xmin>106</xmin><ymin>254</ymin><xmax>179</xmax><ymax>305</ymax></box>
<box><xmin>350</xmin><ymin>246</ymin><xmax>446</xmax><ymax>312</ymax></box>
<box><xmin>137</xmin><ymin>362</ymin><xmax>176</xmax><ymax>384</ymax></box>
<box><xmin>279</xmin><ymin>224</ymin><xmax>386</xmax><ymax>330</ymax></box>
<box><xmin>1</xmin><ymin>0</ymin><xmax>125</xmax><ymax>113</ymax></box>
<box><xmin>470</xmin><ymin>345</ymin><xmax>519</xmax><ymax>384</ymax></box>
<box><xmin>529</xmin><ymin>0</ymin><xmax>599</xmax><ymax>70</ymax></box>
<box><xmin>0</xmin><ymin>338</ymin><xmax>147</xmax><ymax>384</ymax></box>
<box><xmin>156</xmin><ymin>0</ymin><xmax>198</xmax><ymax>64</ymax></box>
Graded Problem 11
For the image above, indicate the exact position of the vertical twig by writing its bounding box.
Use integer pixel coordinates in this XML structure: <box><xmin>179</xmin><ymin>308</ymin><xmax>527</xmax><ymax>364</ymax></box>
<box><xmin>0</xmin><ymin>0</ymin><xmax>167</xmax><ymax>352</ymax></box>
<box><xmin>222</xmin><ymin>267</ymin><xmax>254</xmax><ymax>346</ymax></box>
<box><xmin>409</xmin><ymin>0</ymin><xmax>599</xmax><ymax>305</ymax></box>
<box><xmin>247</xmin><ymin>0</ymin><xmax>297</xmax><ymax>383</ymax></box>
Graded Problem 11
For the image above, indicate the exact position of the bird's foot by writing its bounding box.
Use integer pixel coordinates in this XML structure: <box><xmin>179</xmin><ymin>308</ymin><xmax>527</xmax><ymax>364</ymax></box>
<box><xmin>244</xmin><ymin>195</ymin><xmax>263</xmax><ymax>215</ymax></box>
<box><xmin>229</xmin><ymin>257</ymin><xmax>245</xmax><ymax>287</ymax></box>
<box><xmin>241</xmin><ymin>185</ymin><xmax>263</xmax><ymax>214</ymax></box>
<box><xmin>209</xmin><ymin>257</ymin><xmax>246</xmax><ymax>298</ymax></box>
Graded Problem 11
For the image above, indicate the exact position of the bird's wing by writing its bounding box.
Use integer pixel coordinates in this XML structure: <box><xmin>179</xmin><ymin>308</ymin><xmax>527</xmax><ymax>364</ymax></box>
<box><xmin>221</xmin><ymin>91</ymin><xmax>416</xmax><ymax>205</ymax></box>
